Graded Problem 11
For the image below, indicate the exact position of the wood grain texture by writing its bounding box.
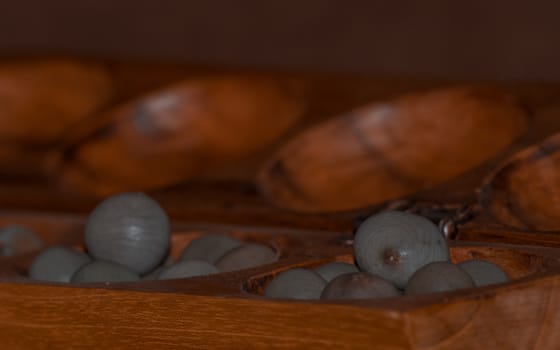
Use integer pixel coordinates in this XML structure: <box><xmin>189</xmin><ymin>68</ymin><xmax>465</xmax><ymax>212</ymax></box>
<box><xmin>405</xmin><ymin>273</ymin><xmax>560</xmax><ymax>349</ymax></box>
<box><xmin>0</xmin><ymin>283</ymin><xmax>408</xmax><ymax>349</ymax></box>
<box><xmin>1</xmin><ymin>240</ymin><xmax>560</xmax><ymax>349</ymax></box>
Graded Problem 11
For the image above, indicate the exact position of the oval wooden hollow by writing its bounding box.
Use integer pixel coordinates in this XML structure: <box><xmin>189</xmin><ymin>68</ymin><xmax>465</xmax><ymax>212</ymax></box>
<box><xmin>244</xmin><ymin>242</ymin><xmax>559</xmax><ymax>296</ymax></box>
<box><xmin>0</xmin><ymin>219</ymin><xmax>344</xmax><ymax>281</ymax></box>
<box><xmin>0</xmin><ymin>59</ymin><xmax>114</xmax><ymax>178</ymax></box>
<box><xmin>50</xmin><ymin>76</ymin><xmax>307</xmax><ymax>196</ymax></box>
<box><xmin>258</xmin><ymin>86</ymin><xmax>528</xmax><ymax>213</ymax></box>
<box><xmin>481</xmin><ymin>132</ymin><xmax>560</xmax><ymax>232</ymax></box>
<box><xmin>0</xmin><ymin>59</ymin><xmax>113</xmax><ymax>145</ymax></box>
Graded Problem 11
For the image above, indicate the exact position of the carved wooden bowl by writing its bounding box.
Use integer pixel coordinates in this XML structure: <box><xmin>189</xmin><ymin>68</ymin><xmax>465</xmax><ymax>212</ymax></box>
<box><xmin>1</xmin><ymin>59</ymin><xmax>560</xmax><ymax>349</ymax></box>
<box><xmin>1</xmin><ymin>213</ymin><xmax>560</xmax><ymax>349</ymax></box>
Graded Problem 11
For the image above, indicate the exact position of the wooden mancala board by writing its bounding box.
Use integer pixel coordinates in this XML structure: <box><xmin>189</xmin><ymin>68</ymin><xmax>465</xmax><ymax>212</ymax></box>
<box><xmin>2</xmin><ymin>58</ymin><xmax>560</xmax><ymax>349</ymax></box>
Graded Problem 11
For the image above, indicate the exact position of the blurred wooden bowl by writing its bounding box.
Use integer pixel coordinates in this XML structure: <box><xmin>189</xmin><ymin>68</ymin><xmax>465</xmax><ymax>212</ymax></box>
<box><xmin>49</xmin><ymin>75</ymin><xmax>308</xmax><ymax>196</ymax></box>
<box><xmin>258</xmin><ymin>86</ymin><xmax>528</xmax><ymax>213</ymax></box>
<box><xmin>0</xmin><ymin>59</ymin><xmax>113</xmax><ymax>144</ymax></box>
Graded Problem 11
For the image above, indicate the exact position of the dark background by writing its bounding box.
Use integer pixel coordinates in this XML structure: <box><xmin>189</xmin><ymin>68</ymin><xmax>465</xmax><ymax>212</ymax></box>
<box><xmin>0</xmin><ymin>1</ymin><xmax>558</xmax><ymax>81</ymax></box>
